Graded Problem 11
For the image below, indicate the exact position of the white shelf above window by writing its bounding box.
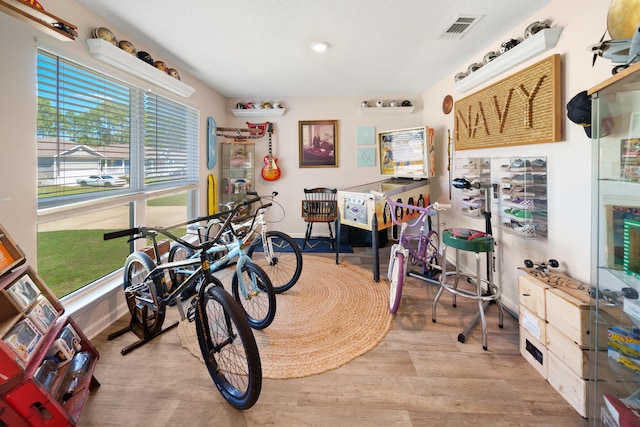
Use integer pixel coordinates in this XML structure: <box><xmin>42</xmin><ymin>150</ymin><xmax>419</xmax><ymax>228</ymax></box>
<box><xmin>231</xmin><ymin>108</ymin><xmax>285</xmax><ymax>117</ymax></box>
<box><xmin>85</xmin><ymin>38</ymin><xmax>195</xmax><ymax>98</ymax></box>
<box><xmin>359</xmin><ymin>106</ymin><xmax>414</xmax><ymax>115</ymax></box>
<box><xmin>454</xmin><ymin>27</ymin><xmax>563</xmax><ymax>93</ymax></box>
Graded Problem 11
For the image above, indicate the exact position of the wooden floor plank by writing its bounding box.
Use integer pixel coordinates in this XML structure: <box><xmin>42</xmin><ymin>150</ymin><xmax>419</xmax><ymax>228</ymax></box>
<box><xmin>79</xmin><ymin>247</ymin><xmax>588</xmax><ymax>426</ymax></box>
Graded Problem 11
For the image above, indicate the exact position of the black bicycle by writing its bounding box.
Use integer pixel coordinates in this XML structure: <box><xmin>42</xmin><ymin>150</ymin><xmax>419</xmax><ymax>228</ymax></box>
<box><xmin>104</xmin><ymin>204</ymin><xmax>262</xmax><ymax>410</ymax></box>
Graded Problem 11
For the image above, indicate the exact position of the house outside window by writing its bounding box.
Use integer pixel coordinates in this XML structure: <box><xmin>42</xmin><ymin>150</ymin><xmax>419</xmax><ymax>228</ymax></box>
<box><xmin>36</xmin><ymin>50</ymin><xmax>199</xmax><ymax>297</ymax></box>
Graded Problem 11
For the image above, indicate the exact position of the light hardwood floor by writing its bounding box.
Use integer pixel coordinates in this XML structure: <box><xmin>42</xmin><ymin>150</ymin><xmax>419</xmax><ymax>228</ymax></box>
<box><xmin>79</xmin><ymin>247</ymin><xmax>588</xmax><ymax>426</ymax></box>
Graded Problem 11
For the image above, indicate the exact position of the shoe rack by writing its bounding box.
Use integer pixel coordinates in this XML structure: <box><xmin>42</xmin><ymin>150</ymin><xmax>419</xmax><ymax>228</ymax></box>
<box><xmin>455</xmin><ymin>157</ymin><xmax>491</xmax><ymax>219</ymax></box>
<box><xmin>493</xmin><ymin>157</ymin><xmax>548</xmax><ymax>239</ymax></box>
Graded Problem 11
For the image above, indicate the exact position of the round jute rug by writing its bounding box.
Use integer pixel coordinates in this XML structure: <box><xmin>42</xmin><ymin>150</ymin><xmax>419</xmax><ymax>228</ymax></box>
<box><xmin>177</xmin><ymin>255</ymin><xmax>393</xmax><ymax>379</ymax></box>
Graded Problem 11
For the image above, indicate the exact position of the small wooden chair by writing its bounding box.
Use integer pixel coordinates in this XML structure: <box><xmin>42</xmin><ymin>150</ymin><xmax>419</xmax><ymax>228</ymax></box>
<box><xmin>301</xmin><ymin>188</ymin><xmax>338</xmax><ymax>250</ymax></box>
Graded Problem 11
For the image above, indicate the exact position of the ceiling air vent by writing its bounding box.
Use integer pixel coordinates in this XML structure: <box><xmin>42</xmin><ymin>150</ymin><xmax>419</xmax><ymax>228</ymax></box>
<box><xmin>439</xmin><ymin>15</ymin><xmax>483</xmax><ymax>40</ymax></box>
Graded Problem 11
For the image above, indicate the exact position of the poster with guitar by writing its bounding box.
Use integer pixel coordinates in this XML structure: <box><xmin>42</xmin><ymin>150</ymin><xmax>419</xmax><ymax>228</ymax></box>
<box><xmin>261</xmin><ymin>122</ymin><xmax>281</xmax><ymax>181</ymax></box>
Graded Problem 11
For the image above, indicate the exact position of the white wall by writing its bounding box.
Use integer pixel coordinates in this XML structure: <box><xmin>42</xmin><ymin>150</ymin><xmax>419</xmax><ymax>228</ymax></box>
<box><xmin>224</xmin><ymin>96</ymin><xmax>424</xmax><ymax>235</ymax></box>
<box><xmin>420</xmin><ymin>0</ymin><xmax>613</xmax><ymax>310</ymax></box>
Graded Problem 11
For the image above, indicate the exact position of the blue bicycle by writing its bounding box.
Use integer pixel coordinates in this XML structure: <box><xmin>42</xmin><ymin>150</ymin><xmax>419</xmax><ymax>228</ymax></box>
<box><xmin>168</xmin><ymin>198</ymin><xmax>277</xmax><ymax>330</ymax></box>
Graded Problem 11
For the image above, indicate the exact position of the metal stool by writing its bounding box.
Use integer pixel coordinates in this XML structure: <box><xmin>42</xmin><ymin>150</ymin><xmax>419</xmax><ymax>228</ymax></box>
<box><xmin>431</xmin><ymin>228</ymin><xmax>504</xmax><ymax>350</ymax></box>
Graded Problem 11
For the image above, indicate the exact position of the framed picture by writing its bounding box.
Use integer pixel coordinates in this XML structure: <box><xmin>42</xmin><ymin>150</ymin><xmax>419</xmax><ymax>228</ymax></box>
<box><xmin>298</xmin><ymin>120</ymin><xmax>338</xmax><ymax>168</ymax></box>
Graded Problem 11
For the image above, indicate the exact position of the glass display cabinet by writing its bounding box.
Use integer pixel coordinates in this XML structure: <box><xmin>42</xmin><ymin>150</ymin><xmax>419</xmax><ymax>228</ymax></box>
<box><xmin>219</xmin><ymin>142</ymin><xmax>254</xmax><ymax>210</ymax></box>
<box><xmin>589</xmin><ymin>62</ymin><xmax>640</xmax><ymax>425</ymax></box>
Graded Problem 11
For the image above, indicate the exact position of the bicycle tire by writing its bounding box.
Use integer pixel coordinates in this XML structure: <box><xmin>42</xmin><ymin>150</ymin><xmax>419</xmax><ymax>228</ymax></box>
<box><xmin>246</xmin><ymin>231</ymin><xmax>303</xmax><ymax>293</ymax></box>
<box><xmin>168</xmin><ymin>243</ymin><xmax>195</xmax><ymax>291</ymax></box>
<box><xmin>123</xmin><ymin>251</ymin><xmax>166</xmax><ymax>335</ymax></box>
<box><xmin>389</xmin><ymin>251</ymin><xmax>405</xmax><ymax>314</ymax></box>
<box><xmin>426</xmin><ymin>230</ymin><xmax>439</xmax><ymax>258</ymax></box>
<box><xmin>196</xmin><ymin>284</ymin><xmax>262</xmax><ymax>410</ymax></box>
<box><xmin>231</xmin><ymin>262</ymin><xmax>277</xmax><ymax>329</ymax></box>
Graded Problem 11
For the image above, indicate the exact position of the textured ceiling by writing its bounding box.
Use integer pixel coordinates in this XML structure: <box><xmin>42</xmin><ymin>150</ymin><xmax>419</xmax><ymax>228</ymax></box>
<box><xmin>76</xmin><ymin>0</ymin><xmax>553</xmax><ymax>98</ymax></box>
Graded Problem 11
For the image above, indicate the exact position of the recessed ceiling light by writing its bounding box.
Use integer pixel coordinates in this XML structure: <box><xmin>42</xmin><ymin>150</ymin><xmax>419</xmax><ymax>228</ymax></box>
<box><xmin>310</xmin><ymin>41</ymin><xmax>330</xmax><ymax>53</ymax></box>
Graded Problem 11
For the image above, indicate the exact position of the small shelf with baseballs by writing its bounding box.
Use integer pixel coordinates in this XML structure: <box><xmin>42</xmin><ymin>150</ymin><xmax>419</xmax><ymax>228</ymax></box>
<box><xmin>359</xmin><ymin>100</ymin><xmax>414</xmax><ymax>115</ymax></box>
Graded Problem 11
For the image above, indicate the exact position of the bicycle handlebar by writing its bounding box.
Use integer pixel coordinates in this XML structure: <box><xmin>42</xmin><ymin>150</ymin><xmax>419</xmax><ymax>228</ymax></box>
<box><xmin>383</xmin><ymin>197</ymin><xmax>449</xmax><ymax>227</ymax></box>
<box><xmin>433</xmin><ymin>203</ymin><xmax>451</xmax><ymax>211</ymax></box>
<box><xmin>104</xmin><ymin>227</ymin><xmax>140</xmax><ymax>241</ymax></box>
<box><xmin>103</xmin><ymin>198</ymin><xmax>252</xmax><ymax>249</ymax></box>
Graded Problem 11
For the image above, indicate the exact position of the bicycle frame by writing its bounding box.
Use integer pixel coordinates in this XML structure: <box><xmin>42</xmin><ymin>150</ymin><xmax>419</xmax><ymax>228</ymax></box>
<box><xmin>385</xmin><ymin>198</ymin><xmax>447</xmax><ymax>274</ymax></box>
<box><xmin>106</xmin><ymin>202</ymin><xmax>249</xmax><ymax>320</ymax></box>
<box><xmin>172</xmin><ymin>236</ymin><xmax>259</xmax><ymax>301</ymax></box>
<box><xmin>210</xmin><ymin>193</ymin><xmax>276</xmax><ymax>265</ymax></box>
<box><xmin>381</xmin><ymin>195</ymin><xmax>450</xmax><ymax>314</ymax></box>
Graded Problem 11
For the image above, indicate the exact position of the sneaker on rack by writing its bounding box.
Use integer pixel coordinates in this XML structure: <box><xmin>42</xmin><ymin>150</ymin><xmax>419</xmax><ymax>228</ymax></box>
<box><xmin>462</xmin><ymin>160</ymin><xmax>477</xmax><ymax>169</ymax></box>
<box><xmin>533</xmin><ymin>174</ymin><xmax>547</xmax><ymax>184</ymax></box>
<box><xmin>509</xmin><ymin>185</ymin><xmax>535</xmax><ymax>197</ymax></box>
<box><xmin>512</xmin><ymin>209</ymin><xmax>533</xmax><ymax>219</ymax></box>
<box><xmin>509</xmin><ymin>159</ymin><xmax>532</xmax><ymax>171</ymax></box>
<box><xmin>531</xmin><ymin>158</ymin><xmax>546</xmax><ymax>170</ymax></box>
<box><xmin>512</xmin><ymin>222</ymin><xmax>536</xmax><ymax>237</ymax></box>
<box><xmin>463</xmin><ymin>196</ymin><xmax>485</xmax><ymax>207</ymax></box>
<box><xmin>505</xmin><ymin>197</ymin><xmax>534</xmax><ymax>209</ymax></box>
<box><xmin>511</xmin><ymin>173</ymin><xmax>534</xmax><ymax>184</ymax></box>
<box><xmin>462</xmin><ymin>206</ymin><xmax>483</xmax><ymax>217</ymax></box>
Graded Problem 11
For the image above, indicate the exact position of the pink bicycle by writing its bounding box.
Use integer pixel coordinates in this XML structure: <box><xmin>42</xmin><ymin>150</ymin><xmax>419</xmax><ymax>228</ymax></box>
<box><xmin>383</xmin><ymin>197</ymin><xmax>449</xmax><ymax>314</ymax></box>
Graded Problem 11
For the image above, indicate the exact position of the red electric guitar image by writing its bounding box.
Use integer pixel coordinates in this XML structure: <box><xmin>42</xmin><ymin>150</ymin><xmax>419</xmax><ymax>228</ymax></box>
<box><xmin>261</xmin><ymin>122</ymin><xmax>281</xmax><ymax>181</ymax></box>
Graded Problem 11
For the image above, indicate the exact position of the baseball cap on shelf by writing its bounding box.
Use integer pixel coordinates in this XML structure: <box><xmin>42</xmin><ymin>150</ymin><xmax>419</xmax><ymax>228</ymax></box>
<box><xmin>567</xmin><ymin>90</ymin><xmax>592</xmax><ymax>138</ymax></box>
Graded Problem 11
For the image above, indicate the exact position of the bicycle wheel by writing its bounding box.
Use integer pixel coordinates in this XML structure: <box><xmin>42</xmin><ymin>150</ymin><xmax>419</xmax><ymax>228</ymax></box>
<box><xmin>389</xmin><ymin>251</ymin><xmax>405</xmax><ymax>314</ymax></box>
<box><xmin>168</xmin><ymin>243</ymin><xmax>195</xmax><ymax>292</ymax></box>
<box><xmin>246</xmin><ymin>231</ymin><xmax>303</xmax><ymax>293</ymax></box>
<box><xmin>123</xmin><ymin>252</ymin><xmax>165</xmax><ymax>335</ymax></box>
<box><xmin>426</xmin><ymin>230</ymin><xmax>439</xmax><ymax>258</ymax></box>
<box><xmin>195</xmin><ymin>283</ymin><xmax>262</xmax><ymax>410</ymax></box>
<box><xmin>232</xmin><ymin>262</ymin><xmax>277</xmax><ymax>329</ymax></box>
<box><xmin>422</xmin><ymin>230</ymin><xmax>440</xmax><ymax>275</ymax></box>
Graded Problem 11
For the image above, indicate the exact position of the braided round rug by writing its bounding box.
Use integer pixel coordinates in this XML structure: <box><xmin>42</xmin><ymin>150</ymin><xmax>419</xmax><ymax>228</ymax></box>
<box><xmin>177</xmin><ymin>255</ymin><xmax>393</xmax><ymax>379</ymax></box>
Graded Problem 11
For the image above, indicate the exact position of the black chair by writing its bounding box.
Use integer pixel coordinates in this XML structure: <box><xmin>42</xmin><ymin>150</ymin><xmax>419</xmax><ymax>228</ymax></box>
<box><xmin>301</xmin><ymin>188</ymin><xmax>338</xmax><ymax>250</ymax></box>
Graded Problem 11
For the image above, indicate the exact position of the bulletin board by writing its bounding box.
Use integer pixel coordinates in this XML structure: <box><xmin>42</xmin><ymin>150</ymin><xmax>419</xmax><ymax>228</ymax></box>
<box><xmin>454</xmin><ymin>54</ymin><xmax>562</xmax><ymax>150</ymax></box>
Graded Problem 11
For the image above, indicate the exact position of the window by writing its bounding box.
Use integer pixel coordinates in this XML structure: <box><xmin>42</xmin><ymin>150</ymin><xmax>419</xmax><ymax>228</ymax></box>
<box><xmin>36</xmin><ymin>50</ymin><xmax>199</xmax><ymax>297</ymax></box>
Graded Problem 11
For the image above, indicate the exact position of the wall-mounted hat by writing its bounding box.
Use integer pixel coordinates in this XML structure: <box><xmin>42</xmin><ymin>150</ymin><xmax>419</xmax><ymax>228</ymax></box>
<box><xmin>567</xmin><ymin>90</ymin><xmax>592</xmax><ymax>138</ymax></box>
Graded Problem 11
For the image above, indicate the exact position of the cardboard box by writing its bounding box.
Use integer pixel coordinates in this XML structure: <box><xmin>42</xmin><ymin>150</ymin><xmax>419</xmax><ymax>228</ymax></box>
<box><xmin>547</xmin><ymin>351</ymin><xmax>589</xmax><ymax>418</ymax></box>
<box><xmin>518</xmin><ymin>273</ymin><xmax>550</xmax><ymax>319</ymax></box>
<box><xmin>0</xmin><ymin>224</ymin><xmax>26</xmax><ymax>277</ymax></box>
<box><xmin>3</xmin><ymin>318</ymin><xmax>42</xmax><ymax>364</ymax></box>
<box><xmin>520</xmin><ymin>325</ymin><xmax>548</xmax><ymax>379</ymax></box>
<box><xmin>5</xmin><ymin>273</ymin><xmax>40</xmax><ymax>310</ymax></box>
<box><xmin>25</xmin><ymin>295</ymin><xmax>57</xmax><ymax>334</ymax></box>
<box><xmin>45</xmin><ymin>323</ymin><xmax>81</xmax><ymax>366</ymax></box>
